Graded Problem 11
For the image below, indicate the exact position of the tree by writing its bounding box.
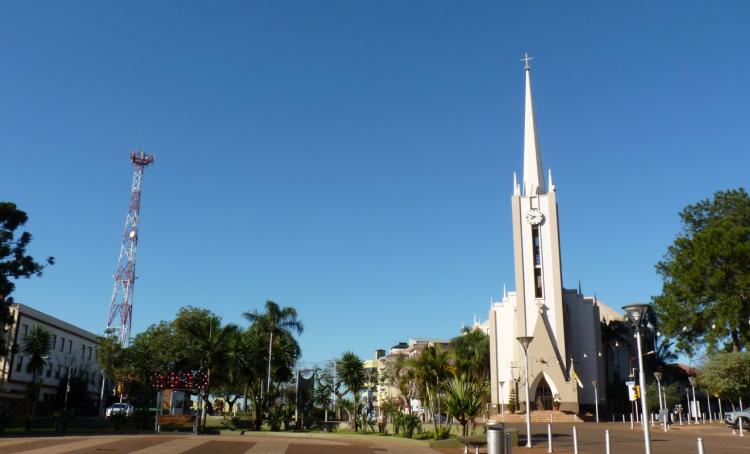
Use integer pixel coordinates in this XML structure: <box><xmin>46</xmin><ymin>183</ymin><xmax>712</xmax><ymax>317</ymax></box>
<box><xmin>653</xmin><ymin>188</ymin><xmax>750</xmax><ymax>353</ymax></box>
<box><xmin>336</xmin><ymin>351</ymin><xmax>366</xmax><ymax>431</ymax></box>
<box><xmin>443</xmin><ymin>375</ymin><xmax>489</xmax><ymax>437</ymax></box>
<box><xmin>410</xmin><ymin>345</ymin><xmax>451</xmax><ymax>432</ymax></box>
<box><xmin>695</xmin><ymin>352</ymin><xmax>750</xmax><ymax>404</ymax></box>
<box><xmin>173</xmin><ymin>307</ymin><xmax>238</xmax><ymax>430</ymax></box>
<box><xmin>243</xmin><ymin>300</ymin><xmax>303</xmax><ymax>393</ymax></box>
<box><xmin>0</xmin><ymin>203</ymin><xmax>53</xmax><ymax>354</ymax></box>
<box><xmin>22</xmin><ymin>325</ymin><xmax>52</xmax><ymax>421</ymax></box>
<box><xmin>450</xmin><ymin>328</ymin><xmax>490</xmax><ymax>383</ymax></box>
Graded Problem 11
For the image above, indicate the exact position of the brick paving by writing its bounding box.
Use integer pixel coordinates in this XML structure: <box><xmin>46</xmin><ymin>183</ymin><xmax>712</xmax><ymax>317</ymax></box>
<box><xmin>0</xmin><ymin>423</ymin><xmax>746</xmax><ymax>454</ymax></box>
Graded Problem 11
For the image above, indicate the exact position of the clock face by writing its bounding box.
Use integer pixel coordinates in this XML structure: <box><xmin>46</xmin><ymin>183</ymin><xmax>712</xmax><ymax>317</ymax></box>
<box><xmin>525</xmin><ymin>209</ymin><xmax>544</xmax><ymax>225</ymax></box>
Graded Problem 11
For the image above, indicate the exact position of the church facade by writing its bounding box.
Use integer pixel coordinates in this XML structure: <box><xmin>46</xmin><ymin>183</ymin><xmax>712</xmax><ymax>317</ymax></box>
<box><xmin>488</xmin><ymin>60</ymin><xmax>621</xmax><ymax>414</ymax></box>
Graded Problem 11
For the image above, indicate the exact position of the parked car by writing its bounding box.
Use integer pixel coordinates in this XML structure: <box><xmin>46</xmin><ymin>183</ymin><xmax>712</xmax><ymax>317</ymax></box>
<box><xmin>724</xmin><ymin>408</ymin><xmax>750</xmax><ymax>428</ymax></box>
<box><xmin>106</xmin><ymin>403</ymin><xmax>134</xmax><ymax>417</ymax></box>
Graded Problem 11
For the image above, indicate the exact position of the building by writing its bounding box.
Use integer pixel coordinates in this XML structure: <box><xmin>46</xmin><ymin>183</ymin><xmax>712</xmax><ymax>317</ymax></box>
<box><xmin>0</xmin><ymin>304</ymin><xmax>102</xmax><ymax>408</ymax></box>
<box><xmin>376</xmin><ymin>338</ymin><xmax>451</xmax><ymax>412</ymax></box>
<box><xmin>488</xmin><ymin>59</ymin><xmax>622</xmax><ymax>415</ymax></box>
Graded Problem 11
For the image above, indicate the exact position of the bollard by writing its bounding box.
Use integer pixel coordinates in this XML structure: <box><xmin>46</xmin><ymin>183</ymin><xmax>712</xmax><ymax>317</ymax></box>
<box><xmin>487</xmin><ymin>423</ymin><xmax>504</xmax><ymax>454</ymax></box>
<box><xmin>679</xmin><ymin>412</ymin><xmax>683</xmax><ymax>425</ymax></box>
<box><xmin>573</xmin><ymin>426</ymin><xmax>579</xmax><ymax>454</ymax></box>
<box><xmin>547</xmin><ymin>423</ymin><xmax>553</xmax><ymax>453</ymax></box>
<box><xmin>508</xmin><ymin>431</ymin><xmax>513</xmax><ymax>454</ymax></box>
<box><xmin>622</xmin><ymin>414</ymin><xmax>626</xmax><ymax>424</ymax></box>
<box><xmin>651</xmin><ymin>413</ymin><xmax>655</xmax><ymax>427</ymax></box>
<box><xmin>697</xmin><ymin>437</ymin><xmax>704</xmax><ymax>454</ymax></box>
<box><xmin>630</xmin><ymin>412</ymin><xmax>634</xmax><ymax>429</ymax></box>
<box><xmin>740</xmin><ymin>417</ymin><xmax>744</xmax><ymax>437</ymax></box>
<box><xmin>605</xmin><ymin>429</ymin><xmax>611</xmax><ymax>454</ymax></box>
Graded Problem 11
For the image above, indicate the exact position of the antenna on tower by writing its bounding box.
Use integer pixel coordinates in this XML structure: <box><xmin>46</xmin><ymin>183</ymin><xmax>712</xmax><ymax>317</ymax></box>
<box><xmin>106</xmin><ymin>150</ymin><xmax>155</xmax><ymax>345</ymax></box>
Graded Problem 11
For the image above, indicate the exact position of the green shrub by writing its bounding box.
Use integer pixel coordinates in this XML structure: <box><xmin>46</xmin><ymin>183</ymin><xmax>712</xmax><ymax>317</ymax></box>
<box><xmin>433</xmin><ymin>425</ymin><xmax>451</xmax><ymax>440</ymax></box>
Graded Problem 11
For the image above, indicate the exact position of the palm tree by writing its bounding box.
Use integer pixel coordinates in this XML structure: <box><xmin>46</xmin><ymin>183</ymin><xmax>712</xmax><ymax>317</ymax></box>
<box><xmin>450</xmin><ymin>328</ymin><xmax>490</xmax><ymax>383</ymax></box>
<box><xmin>410</xmin><ymin>345</ymin><xmax>451</xmax><ymax>431</ymax></box>
<box><xmin>243</xmin><ymin>300</ymin><xmax>303</xmax><ymax>393</ymax></box>
<box><xmin>443</xmin><ymin>376</ymin><xmax>489</xmax><ymax>437</ymax></box>
<box><xmin>22</xmin><ymin>325</ymin><xmax>52</xmax><ymax>422</ymax></box>
<box><xmin>175</xmin><ymin>311</ymin><xmax>239</xmax><ymax>429</ymax></box>
<box><xmin>336</xmin><ymin>351</ymin><xmax>366</xmax><ymax>431</ymax></box>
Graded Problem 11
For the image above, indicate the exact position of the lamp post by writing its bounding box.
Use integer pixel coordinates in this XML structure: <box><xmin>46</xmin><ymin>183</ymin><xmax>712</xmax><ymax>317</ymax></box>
<box><xmin>623</xmin><ymin>303</ymin><xmax>652</xmax><ymax>454</ymax></box>
<box><xmin>499</xmin><ymin>380</ymin><xmax>505</xmax><ymax>421</ymax></box>
<box><xmin>654</xmin><ymin>371</ymin><xmax>667</xmax><ymax>431</ymax></box>
<box><xmin>688</xmin><ymin>376</ymin><xmax>698</xmax><ymax>422</ymax></box>
<box><xmin>592</xmin><ymin>380</ymin><xmax>599</xmax><ymax>423</ymax></box>
<box><xmin>685</xmin><ymin>388</ymin><xmax>692</xmax><ymax>424</ymax></box>
<box><xmin>517</xmin><ymin>336</ymin><xmax>534</xmax><ymax>448</ymax></box>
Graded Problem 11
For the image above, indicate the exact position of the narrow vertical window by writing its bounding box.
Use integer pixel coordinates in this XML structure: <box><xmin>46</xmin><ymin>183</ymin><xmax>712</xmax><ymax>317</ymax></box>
<box><xmin>532</xmin><ymin>226</ymin><xmax>544</xmax><ymax>298</ymax></box>
<box><xmin>16</xmin><ymin>356</ymin><xmax>23</xmax><ymax>372</ymax></box>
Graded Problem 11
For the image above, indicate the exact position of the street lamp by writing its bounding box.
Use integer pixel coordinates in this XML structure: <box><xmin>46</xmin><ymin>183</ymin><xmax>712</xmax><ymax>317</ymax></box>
<box><xmin>499</xmin><ymin>380</ymin><xmax>505</xmax><ymax>422</ymax></box>
<box><xmin>517</xmin><ymin>336</ymin><xmax>534</xmax><ymax>448</ymax></box>
<box><xmin>592</xmin><ymin>380</ymin><xmax>599</xmax><ymax>423</ymax></box>
<box><xmin>623</xmin><ymin>303</ymin><xmax>652</xmax><ymax>454</ymax></box>
<box><xmin>688</xmin><ymin>376</ymin><xmax>698</xmax><ymax>422</ymax></box>
<box><xmin>654</xmin><ymin>371</ymin><xmax>666</xmax><ymax>432</ymax></box>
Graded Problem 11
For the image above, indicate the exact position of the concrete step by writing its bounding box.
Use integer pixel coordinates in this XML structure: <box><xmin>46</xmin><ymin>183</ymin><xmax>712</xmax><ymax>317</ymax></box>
<box><xmin>489</xmin><ymin>410</ymin><xmax>581</xmax><ymax>423</ymax></box>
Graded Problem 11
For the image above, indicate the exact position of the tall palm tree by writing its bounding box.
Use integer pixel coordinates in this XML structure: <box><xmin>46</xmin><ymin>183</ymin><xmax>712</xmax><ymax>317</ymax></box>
<box><xmin>336</xmin><ymin>351</ymin><xmax>366</xmax><ymax>431</ymax></box>
<box><xmin>411</xmin><ymin>345</ymin><xmax>451</xmax><ymax>431</ymax></box>
<box><xmin>243</xmin><ymin>300</ymin><xmax>303</xmax><ymax>393</ymax></box>
<box><xmin>176</xmin><ymin>312</ymin><xmax>239</xmax><ymax>429</ymax></box>
<box><xmin>22</xmin><ymin>325</ymin><xmax>52</xmax><ymax>421</ymax></box>
<box><xmin>450</xmin><ymin>328</ymin><xmax>490</xmax><ymax>383</ymax></box>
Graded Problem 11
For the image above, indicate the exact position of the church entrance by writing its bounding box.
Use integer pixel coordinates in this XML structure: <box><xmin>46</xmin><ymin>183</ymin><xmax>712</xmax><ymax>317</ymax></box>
<box><xmin>534</xmin><ymin>377</ymin><xmax>553</xmax><ymax>410</ymax></box>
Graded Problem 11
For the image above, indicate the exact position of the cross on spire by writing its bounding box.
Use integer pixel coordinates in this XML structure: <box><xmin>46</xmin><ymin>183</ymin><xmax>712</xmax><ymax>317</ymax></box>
<box><xmin>521</xmin><ymin>52</ymin><xmax>533</xmax><ymax>70</ymax></box>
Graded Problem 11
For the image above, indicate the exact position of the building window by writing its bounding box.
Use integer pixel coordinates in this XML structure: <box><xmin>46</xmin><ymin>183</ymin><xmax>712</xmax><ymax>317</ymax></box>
<box><xmin>532</xmin><ymin>226</ymin><xmax>544</xmax><ymax>298</ymax></box>
<box><xmin>67</xmin><ymin>339</ymin><xmax>72</xmax><ymax>353</ymax></box>
<box><xmin>46</xmin><ymin>367</ymin><xmax>52</xmax><ymax>378</ymax></box>
<box><xmin>56</xmin><ymin>365</ymin><xmax>61</xmax><ymax>379</ymax></box>
<box><xmin>22</xmin><ymin>324</ymin><xmax>28</xmax><ymax>337</ymax></box>
<box><xmin>51</xmin><ymin>334</ymin><xmax>57</xmax><ymax>351</ymax></box>
<box><xmin>88</xmin><ymin>347</ymin><xmax>92</xmax><ymax>360</ymax></box>
<box><xmin>81</xmin><ymin>344</ymin><xmax>86</xmax><ymax>358</ymax></box>
<box><xmin>15</xmin><ymin>356</ymin><xmax>23</xmax><ymax>373</ymax></box>
<box><xmin>60</xmin><ymin>337</ymin><xmax>65</xmax><ymax>352</ymax></box>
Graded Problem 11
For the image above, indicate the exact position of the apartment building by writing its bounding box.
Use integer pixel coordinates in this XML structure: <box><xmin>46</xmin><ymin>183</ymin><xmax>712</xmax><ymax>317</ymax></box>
<box><xmin>0</xmin><ymin>304</ymin><xmax>102</xmax><ymax>405</ymax></box>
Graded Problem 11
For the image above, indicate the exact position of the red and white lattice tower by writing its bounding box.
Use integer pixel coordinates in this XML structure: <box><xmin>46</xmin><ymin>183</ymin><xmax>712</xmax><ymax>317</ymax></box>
<box><xmin>106</xmin><ymin>151</ymin><xmax>155</xmax><ymax>345</ymax></box>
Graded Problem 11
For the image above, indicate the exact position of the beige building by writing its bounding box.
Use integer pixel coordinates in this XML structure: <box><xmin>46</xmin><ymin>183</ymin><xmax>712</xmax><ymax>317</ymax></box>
<box><xmin>488</xmin><ymin>60</ymin><xmax>622</xmax><ymax>415</ymax></box>
<box><xmin>0</xmin><ymin>304</ymin><xmax>102</xmax><ymax>406</ymax></box>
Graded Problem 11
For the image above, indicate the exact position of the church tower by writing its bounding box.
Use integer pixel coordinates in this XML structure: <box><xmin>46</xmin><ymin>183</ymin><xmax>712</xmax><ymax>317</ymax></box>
<box><xmin>511</xmin><ymin>55</ymin><xmax>568</xmax><ymax>369</ymax></box>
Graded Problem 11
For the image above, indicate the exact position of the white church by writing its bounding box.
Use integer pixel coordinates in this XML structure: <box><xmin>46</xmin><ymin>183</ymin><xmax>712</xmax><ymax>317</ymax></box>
<box><xmin>488</xmin><ymin>58</ymin><xmax>622</xmax><ymax>415</ymax></box>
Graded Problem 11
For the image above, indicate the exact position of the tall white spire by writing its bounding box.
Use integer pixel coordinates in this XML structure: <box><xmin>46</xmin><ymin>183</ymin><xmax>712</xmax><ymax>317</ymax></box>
<box><xmin>522</xmin><ymin>53</ymin><xmax>545</xmax><ymax>196</ymax></box>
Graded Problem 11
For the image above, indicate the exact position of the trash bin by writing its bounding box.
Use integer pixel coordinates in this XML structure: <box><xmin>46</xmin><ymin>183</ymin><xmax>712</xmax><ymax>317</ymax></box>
<box><xmin>487</xmin><ymin>423</ymin><xmax>505</xmax><ymax>454</ymax></box>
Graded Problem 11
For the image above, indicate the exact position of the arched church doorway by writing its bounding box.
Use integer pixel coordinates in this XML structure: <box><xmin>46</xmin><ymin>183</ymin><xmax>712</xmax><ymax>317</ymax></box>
<box><xmin>535</xmin><ymin>376</ymin><xmax>553</xmax><ymax>410</ymax></box>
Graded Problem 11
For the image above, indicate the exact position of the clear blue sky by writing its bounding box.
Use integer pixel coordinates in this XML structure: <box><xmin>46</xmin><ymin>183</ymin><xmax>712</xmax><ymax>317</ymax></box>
<box><xmin>3</xmin><ymin>1</ymin><xmax>749</xmax><ymax>364</ymax></box>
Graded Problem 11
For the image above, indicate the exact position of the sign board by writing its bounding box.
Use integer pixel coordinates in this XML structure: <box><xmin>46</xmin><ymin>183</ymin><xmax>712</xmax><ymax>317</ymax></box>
<box><xmin>626</xmin><ymin>381</ymin><xmax>637</xmax><ymax>401</ymax></box>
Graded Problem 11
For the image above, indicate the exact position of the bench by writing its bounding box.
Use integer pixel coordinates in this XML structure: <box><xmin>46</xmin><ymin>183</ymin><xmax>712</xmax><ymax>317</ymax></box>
<box><xmin>158</xmin><ymin>414</ymin><xmax>196</xmax><ymax>428</ymax></box>
<box><xmin>458</xmin><ymin>436</ymin><xmax>486</xmax><ymax>454</ymax></box>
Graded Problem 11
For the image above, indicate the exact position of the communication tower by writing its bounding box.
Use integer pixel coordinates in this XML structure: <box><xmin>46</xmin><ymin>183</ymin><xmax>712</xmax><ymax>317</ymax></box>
<box><xmin>106</xmin><ymin>151</ymin><xmax>155</xmax><ymax>345</ymax></box>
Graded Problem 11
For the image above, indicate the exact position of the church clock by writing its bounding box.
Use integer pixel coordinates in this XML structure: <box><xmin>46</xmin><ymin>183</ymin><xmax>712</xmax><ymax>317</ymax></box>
<box><xmin>525</xmin><ymin>208</ymin><xmax>544</xmax><ymax>225</ymax></box>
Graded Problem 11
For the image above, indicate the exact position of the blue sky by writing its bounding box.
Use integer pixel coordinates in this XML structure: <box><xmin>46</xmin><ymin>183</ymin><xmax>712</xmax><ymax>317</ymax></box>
<box><xmin>2</xmin><ymin>1</ymin><xmax>748</xmax><ymax>364</ymax></box>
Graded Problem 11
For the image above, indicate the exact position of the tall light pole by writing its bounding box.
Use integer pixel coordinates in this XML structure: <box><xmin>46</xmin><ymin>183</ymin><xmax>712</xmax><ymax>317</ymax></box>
<box><xmin>499</xmin><ymin>380</ymin><xmax>505</xmax><ymax>421</ymax></box>
<box><xmin>592</xmin><ymin>380</ymin><xmax>599</xmax><ymax>423</ymax></box>
<box><xmin>623</xmin><ymin>303</ymin><xmax>652</xmax><ymax>454</ymax></box>
<box><xmin>654</xmin><ymin>371</ymin><xmax>666</xmax><ymax>431</ymax></box>
<box><xmin>517</xmin><ymin>336</ymin><xmax>534</xmax><ymax>448</ymax></box>
<box><xmin>688</xmin><ymin>376</ymin><xmax>698</xmax><ymax>422</ymax></box>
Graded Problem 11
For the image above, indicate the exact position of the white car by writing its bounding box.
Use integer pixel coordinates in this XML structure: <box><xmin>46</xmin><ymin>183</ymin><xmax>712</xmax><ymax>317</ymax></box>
<box><xmin>105</xmin><ymin>403</ymin><xmax>134</xmax><ymax>417</ymax></box>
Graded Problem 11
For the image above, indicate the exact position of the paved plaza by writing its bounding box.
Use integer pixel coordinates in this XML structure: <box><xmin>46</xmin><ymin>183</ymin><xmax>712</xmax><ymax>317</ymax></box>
<box><xmin>0</xmin><ymin>422</ymin><xmax>746</xmax><ymax>454</ymax></box>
